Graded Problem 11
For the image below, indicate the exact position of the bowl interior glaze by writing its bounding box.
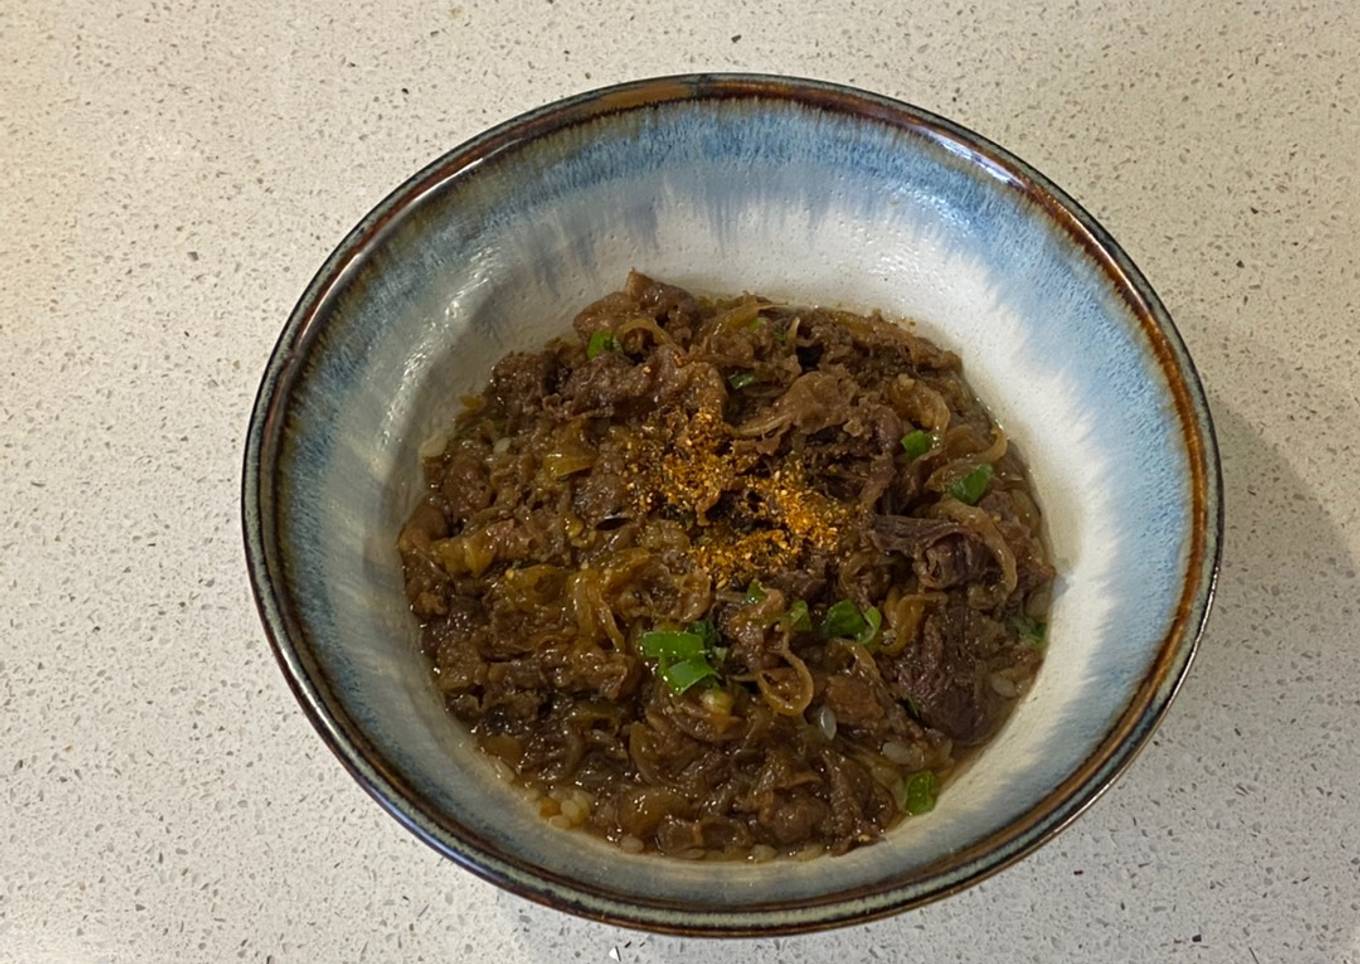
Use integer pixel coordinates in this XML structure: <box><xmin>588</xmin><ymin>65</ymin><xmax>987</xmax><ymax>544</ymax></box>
<box><xmin>244</xmin><ymin>75</ymin><xmax>1220</xmax><ymax>934</ymax></box>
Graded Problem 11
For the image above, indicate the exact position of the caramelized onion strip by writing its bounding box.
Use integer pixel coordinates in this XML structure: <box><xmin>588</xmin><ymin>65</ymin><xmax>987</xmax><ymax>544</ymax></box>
<box><xmin>617</xmin><ymin>315</ymin><xmax>675</xmax><ymax>346</ymax></box>
<box><xmin>925</xmin><ymin>427</ymin><xmax>1008</xmax><ymax>493</ymax></box>
<box><xmin>881</xmin><ymin>591</ymin><xmax>947</xmax><ymax>655</ymax></box>
<box><xmin>755</xmin><ymin>649</ymin><xmax>815</xmax><ymax>717</ymax></box>
<box><xmin>931</xmin><ymin>499</ymin><xmax>1019</xmax><ymax>603</ymax></box>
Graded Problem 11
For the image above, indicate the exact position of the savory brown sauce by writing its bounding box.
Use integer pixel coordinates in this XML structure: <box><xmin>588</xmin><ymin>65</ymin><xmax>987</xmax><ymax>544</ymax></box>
<box><xmin>398</xmin><ymin>273</ymin><xmax>1052</xmax><ymax>859</ymax></box>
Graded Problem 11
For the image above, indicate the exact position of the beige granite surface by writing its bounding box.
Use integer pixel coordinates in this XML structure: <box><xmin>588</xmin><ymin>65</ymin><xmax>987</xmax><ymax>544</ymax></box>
<box><xmin>3</xmin><ymin>0</ymin><xmax>1359</xmax><ymax>960</ymax></box>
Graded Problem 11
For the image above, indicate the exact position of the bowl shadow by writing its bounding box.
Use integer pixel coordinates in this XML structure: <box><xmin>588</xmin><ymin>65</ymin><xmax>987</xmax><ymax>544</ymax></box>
<box><xmin>1142</xmin><ymin>395</ymin><xmax>1360</xmax><ymax>959</ymax></box>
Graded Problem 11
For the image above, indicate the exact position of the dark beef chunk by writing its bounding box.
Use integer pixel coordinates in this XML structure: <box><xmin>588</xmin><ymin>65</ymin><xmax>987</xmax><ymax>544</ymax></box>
<box><xmin>439</xmin><ymin>451</ymin><xmax>492</xmax><ymax>523</ymax></box>
<box><xmin>401</xmin><ymin>499</ymin><xmax>448</xmax><ymax>543</ymax></box>
<box><xmin>821</xmin><ymin>675</ymin><xmax>886</xmax><ymax>729</ymax></box>
<box><xmin>572</xmin><ymin>290</ymin><xmax>639</xmax><ymax>344</ymax></box>
<box><xmin>672</xmin><ymin>357</ymin><xmax>728</xmax><ymax>414</ymax></box>
<box><xmin>546</xmin><ymin>646</ymin><xmax>641</xmax><ymax>701</ymax></box>
<box><xmin>432</xmin><ymin>619</ymin><xmax>487</xmax><ymax>691</ymax></box>
<box><xmin>764</xmin><ymin>558</ymin><xmax>830</xmax><ymax>603</ymax></box>
<box><xmin>398</xmin><ymin>503</ymin><xmax>453</xmax><ymax>618</ymax></box>
<box><xmin>718</xmin><ymin>589</ymin><xmax>788</xmax><ymax>672</ymax></box>
<box><xmin>440</xmin><ymin>594</ymin><xmax>485</xmax><ymax>640</ymax></box>
<box><xmin>817</xmin><ymin>748</ymin><xmax>894</xmax><ymax>849</ymax></box>
<box><xmin>870</xmin><ymin>514</ymin><xmax>965</xmax><ymax>556</ymax></box>
<box><xmin>759</xmin><ymin>793</ymin><xmax>829</xmax><ymax>845</ymax></box>
<box><xmin>625</xmin><ymin>270</ymin><xmax>703</xmax><ymax>338</ymax></box>
<box><xmin>797</xmin><ymin>315</ymin><xmax>856</xmax><ymax>368</ymax></box>
<box><xmin>870</xmin><ymin>514</ymin><xmax>997</xmax><ymax>590</ymax></box>
<box><xmin>562</xmin><ymin>352</ymin><xmax>654</xmax><ymax>415</ymax></box>
<box><xmin>488</xmin><ymin>351</ymin><xmax>553</xmax><ymax>422</ymax></box>
<box><xmin>572</xmin><ymin>463</ymin><xmax>629</xmax><ymax>526</ymax></box>
<box><xmin>857</xmin><ymin>409</ymin><xmax>903</xmax><ymax>509</ymax></box>
<box><xmin>916</xmin><ymin>534</ymin><xmax>995</xmax><ymax>590</ymax></box>
<box><xmin>882</xmin><ymin>602</ymin><xmax>999</xmax><ymax>744</ymax></box>
<box><xmin>478</xmin><ymin>657</ymin><xmax>551</xmax><ymax>724</ymax></box>
<box><xmin>819</xmin><ymin>653</ymin><xmax>920</xmax><ymax>740</ymax></box>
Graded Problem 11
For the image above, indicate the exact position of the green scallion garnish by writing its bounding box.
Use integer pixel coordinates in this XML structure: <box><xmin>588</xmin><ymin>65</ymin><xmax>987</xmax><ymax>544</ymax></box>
<box><xmin>900</xmin><ymin>430</ymin><xmax>933</xmax><ymax>459</ymax></box>
<box><xmin>901</xmin><ymin>770</ymin><xmax>939</xmax><ymax>815</ymax></box>
<box><xmin>728</xmin><ymin>371</ymin><xmax>756</xmax><ymax>390</ymax></box>
<box><xmin>820</xmin><ymin>599</ymin><xmax>867</xmax><ymax>639</ymax></box>
<box><xmin>857</xmin><ymin>606</ymin><xmax>883</xmax><ymax>647</ymax></box>
<box><xmin>784</xmin><ymin>599</ymin><xmax>812</xmax><ymax>633</ymax></box>
<box><xmin>586</xmin><ymin>329</ymin><xmax>618</xmax><ymax>359</ymax></box>
<box><xmin>661</xmin><ymin>656</ymin><xmax>718</xmax><ymax>693</ymax></box>
<box><xmin>949</xmin><ymin>463</ymin><xmax>994</xmax><ymax>505</ymax></box>
<box><xmin>745</xmin><ymin>579</ymin><xmax>767</xmax><ymax>604</ymax></box>
<box><xmin>687</xmin><ymin>619</ymin><xmax>720</xmax><ymax>649</ymax></box>
<box><xmin>1011</xmin><ymin>614</ymin><xmax>1046</xmax><ymax>649</ymax></box>
<box><xmin>642</xmin><ymin>623</ymin><xmax>724</xmax><ymax>693</ymax></box>
<box><xmin>640</xmin><ymin>629</ymin><xmax>706</xmax><ymax>662</ymax></box>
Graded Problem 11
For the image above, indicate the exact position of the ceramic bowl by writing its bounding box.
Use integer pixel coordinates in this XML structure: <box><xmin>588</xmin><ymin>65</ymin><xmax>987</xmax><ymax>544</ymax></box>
<box><xmin>242</xmin><ymin>74</ymin><xmax>1222</xmax><ymax>935</ymax></box>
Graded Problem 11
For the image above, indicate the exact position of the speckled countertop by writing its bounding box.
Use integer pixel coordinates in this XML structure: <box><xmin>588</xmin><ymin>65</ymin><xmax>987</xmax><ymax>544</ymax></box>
<box><xmin>3</xmin><ymin>0</ymin><xmax>1359</xmax><ymax>960</ymax></box>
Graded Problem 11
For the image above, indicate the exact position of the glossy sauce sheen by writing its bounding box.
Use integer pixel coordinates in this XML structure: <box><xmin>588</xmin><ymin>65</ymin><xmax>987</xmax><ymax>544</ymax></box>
<box><xmin>397</xmin><ymin>273</ymin><xmax>1053</xmax><ymax>859</ymax></box>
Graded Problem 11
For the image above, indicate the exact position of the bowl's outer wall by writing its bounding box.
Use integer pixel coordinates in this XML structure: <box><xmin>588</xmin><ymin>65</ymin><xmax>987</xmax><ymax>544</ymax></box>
<box><xmin>244</xmin><ymin>75</ymin><xmax>1220</xmax><ymax>934</ymax></box>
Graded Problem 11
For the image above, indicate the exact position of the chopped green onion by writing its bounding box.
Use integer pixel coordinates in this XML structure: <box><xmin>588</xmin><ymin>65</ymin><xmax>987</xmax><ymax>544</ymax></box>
<box><xmin>784</xmin><ymin>599</ymin><xmax>812</xmax><ymax>633</ymax></box>
<box><xmin>900</xmin><ymin>430</ymin><xmax>933</xmax><ymax>459</ymax></box>
<box><xmin>949</xmin><ymin>463</ymin><xmax>994</xmax><ymax>505</ymax></box>
<box><xmin>744</xmin><ymin>579</ymin><xmax>767</xmax><ymax>604</ymax></box>
<box><xmin>820</xmin><ymin>599</ymin><xmax>867</xmax><ymax>639</ymax></box>
<box><xmin>902</xmin><ymin>694</ymin><xmax>922</xmax><ymax>718</ymax></box>
<box><xmin>711</xmin><ymin>645</ymin><xmax>729</xmax><ymax>665</ymax></box>
<box><xmin>1012</xmin><ymin>615</ymin><xmax>1046</xmax><ymax>649</ymax></box>
<box><xmin>644</xmin><ymin>622</ymin><xmax>723</xmax><ymax>693</ymax></box>
<box><xmin>901</xmin><ymin>771</ymin><xmax>939</xmax><ymax>815</ymax></box>
<box><xmin>772</xmin><ymin>324</ymin><xmax>789</xmax><ymax>344</ymax></box>
<box><xmin>746</xmin><ymin>314</ymin><xmax>767</xmax><ymax>331</ymax></box>
<box><xmin>687</xmin><ymin>619</ymin><xmax>720</xmax><ymax>650</ymax></box>
<box><xmin>586</xmin><ymin>329</ymin><xmax>617</xmax><ymax>359</ymax></box>
<box><xmin>856</xmin><ymin>606</ymin><xmax>883</xmax><ymax>647</ymax></box>
<box><xmin>640</xmin><ymin>630</ymin><xmax>706</xmax><ymax>662</ymax></box>
<box><xmin>661</xmin><ymin>656</ymin><xmax>718</xmax><ymax>693</ymax></box>
<box><xmin>728</xmin><ymin>371</ymin><xmax>756</xmax><ymax>390</ymax></box>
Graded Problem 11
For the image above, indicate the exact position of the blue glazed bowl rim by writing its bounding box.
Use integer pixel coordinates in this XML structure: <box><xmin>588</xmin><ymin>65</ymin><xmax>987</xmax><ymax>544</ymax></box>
<box><xmin>242</xmin><ymin>73</ymin><xmax>1223</xmax><ymax>936</ymax></box>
